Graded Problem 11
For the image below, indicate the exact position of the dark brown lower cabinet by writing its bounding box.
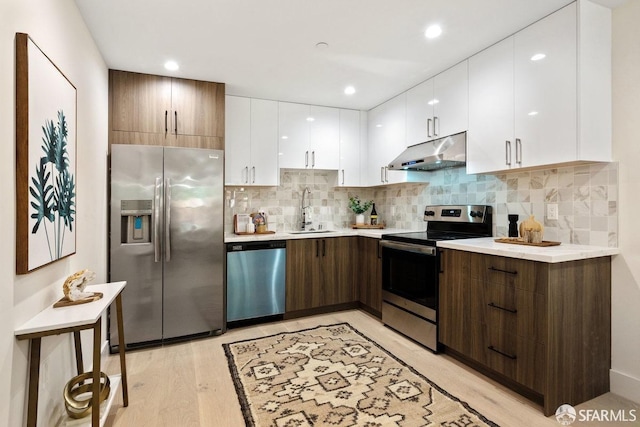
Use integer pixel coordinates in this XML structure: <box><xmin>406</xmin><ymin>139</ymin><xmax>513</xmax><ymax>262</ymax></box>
<box><xmin>439</xmin><ymin>249</ymin><xmax>611</xmax><ymax>416</ymax></box>
<box><xmin>358</xmin><ymin>237</ymin><xmax>382</xmax><ymax>316</ymax></box>
<box><xmin>286</xmin><ymin>237</ymin><xmax>356</xmax><ymax>312</ymax></box>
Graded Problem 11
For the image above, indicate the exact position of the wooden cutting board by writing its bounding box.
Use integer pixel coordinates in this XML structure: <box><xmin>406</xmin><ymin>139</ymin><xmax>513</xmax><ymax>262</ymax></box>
<box><xmin>494</xmin><ymin>238</ymin><xmax>561</xmax><ymax>247</ymax></box>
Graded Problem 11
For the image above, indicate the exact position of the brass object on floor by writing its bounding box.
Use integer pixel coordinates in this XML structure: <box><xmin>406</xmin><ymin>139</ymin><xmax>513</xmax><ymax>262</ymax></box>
<box><xmin>63</xmin><ymin>371</ymin><xmax>111</xmax><ymax>419</ymax></box>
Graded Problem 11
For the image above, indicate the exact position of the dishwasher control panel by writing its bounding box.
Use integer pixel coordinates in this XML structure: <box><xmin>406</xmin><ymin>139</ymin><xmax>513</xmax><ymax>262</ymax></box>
<box><xmin>227</xmin><ymin>240</ymin><xmax>286</xmax><ymax>251</ymax></box>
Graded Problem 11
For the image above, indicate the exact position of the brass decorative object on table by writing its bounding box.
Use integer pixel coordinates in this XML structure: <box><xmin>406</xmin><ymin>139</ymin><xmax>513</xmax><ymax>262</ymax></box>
<box><xmin>63</xmin><ymin>371</ymin><xmax>111</xmax><ymax>419</ymax></box>
<box><xmin>53</xmin><ymin>269</ymin><xmax>100</xmax><ymax>308</ymax></box>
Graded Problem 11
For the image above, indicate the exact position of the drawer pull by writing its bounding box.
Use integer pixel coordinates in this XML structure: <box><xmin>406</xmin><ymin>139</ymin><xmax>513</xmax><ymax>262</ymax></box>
<box><xmin>488</xmin><ymin>345</ymin><xmax>517</xmax><ymax>360</ymax></box>
<box><xmin>488</xmin><ymin>302</ymin><xmax>517</xmax><ymax>314</ymax></box>
<box><xmin>488</xmin><ymin>266</ymin><xmax>518</xmax><ymax>275</ymax></box>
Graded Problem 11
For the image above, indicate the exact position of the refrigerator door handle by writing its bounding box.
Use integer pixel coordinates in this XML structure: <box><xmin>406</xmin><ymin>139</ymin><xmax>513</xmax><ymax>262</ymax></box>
<box><xmin>165</xmin><ymin>177</ymin><xmax>172</xmax><ymax>262</ymax></box>
<box><xmin>154</xmin><ymin>177</ymin><xmax>162</xmax><ymax>262</ymax></box>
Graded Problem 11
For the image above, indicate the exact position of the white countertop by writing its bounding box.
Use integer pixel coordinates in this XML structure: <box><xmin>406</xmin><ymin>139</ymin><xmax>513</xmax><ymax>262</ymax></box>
<box><xmin>224</xmin><ymin>228</ymin><xmax>416</xmax><ymax>243</ymax></box>
<box><xmin>437</xmin><ymin>237</ymin><xmax>619</xmax><ymax>263</ymax></box>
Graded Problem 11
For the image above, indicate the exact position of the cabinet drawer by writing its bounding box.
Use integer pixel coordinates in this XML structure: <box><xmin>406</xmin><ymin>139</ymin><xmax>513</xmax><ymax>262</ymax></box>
<box><xmin>470</xmin><ymin>278</ymin><xmax>546</xmax><ymax>343</ymax></box>
<box><xmin>470</xmin><ymin>253</ymin><xmax>547</xmax><ymax>295</ymax></box>
<box><xmin>478</xmin><ymin>326</ymin><xmax>546</xmax><ymax>393</ymax></box>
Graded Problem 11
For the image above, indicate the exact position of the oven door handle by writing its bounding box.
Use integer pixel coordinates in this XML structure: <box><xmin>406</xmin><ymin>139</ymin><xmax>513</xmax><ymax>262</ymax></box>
<box><xmin>380</xmin><ymin>240</ymin><xmax>436</xmax><ymax>256</ymax></box>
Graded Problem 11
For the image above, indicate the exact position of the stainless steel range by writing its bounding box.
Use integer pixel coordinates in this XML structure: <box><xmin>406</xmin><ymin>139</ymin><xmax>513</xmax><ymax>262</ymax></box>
<box><xmin>380</xmin><ymin>205</ymin><xmax>492</xmax><ymax>352</ymax></box>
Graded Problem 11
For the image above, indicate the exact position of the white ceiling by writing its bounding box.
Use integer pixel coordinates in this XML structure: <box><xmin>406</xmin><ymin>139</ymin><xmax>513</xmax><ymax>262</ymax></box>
<box><xmin>74</xmin><ymin>0</ymin><xmax>616</xmax><ymax>111</ymax></box>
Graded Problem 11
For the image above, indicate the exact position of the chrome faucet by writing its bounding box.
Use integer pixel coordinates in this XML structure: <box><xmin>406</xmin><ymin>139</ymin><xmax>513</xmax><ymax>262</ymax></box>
<box><xmin>301</xmin><ymin>187</ymin><xmax>312</xmax><ymax>230</ymax></box>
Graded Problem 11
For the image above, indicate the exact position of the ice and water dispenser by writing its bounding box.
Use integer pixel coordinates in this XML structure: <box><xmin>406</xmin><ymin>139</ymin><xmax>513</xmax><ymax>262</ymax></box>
<box><xmin>120</xmin><ymin>200</ymin><xmax>152</xmax><ymax>244</ymax></box>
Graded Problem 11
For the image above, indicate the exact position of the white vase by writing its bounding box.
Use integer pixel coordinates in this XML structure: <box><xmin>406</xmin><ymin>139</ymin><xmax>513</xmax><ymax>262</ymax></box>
<box><xmin>355</xmin><ymin>214</ymin><xmax>365</xmax><ymax>225</ymax></box>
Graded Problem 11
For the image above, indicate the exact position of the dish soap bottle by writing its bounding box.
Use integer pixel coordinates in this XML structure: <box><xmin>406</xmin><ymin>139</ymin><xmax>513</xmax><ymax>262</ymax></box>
<box><xmin>370</xmin><ymin>203</ymin><xmax>378</xmax><ymax>226</ymax></box>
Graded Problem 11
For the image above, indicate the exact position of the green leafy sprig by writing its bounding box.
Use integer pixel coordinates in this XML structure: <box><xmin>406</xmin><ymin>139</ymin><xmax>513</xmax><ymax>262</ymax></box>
<box><xmin>348</xmin><ymin>196</ymin><xmax>373</xmax><ymax>214</ymax></box>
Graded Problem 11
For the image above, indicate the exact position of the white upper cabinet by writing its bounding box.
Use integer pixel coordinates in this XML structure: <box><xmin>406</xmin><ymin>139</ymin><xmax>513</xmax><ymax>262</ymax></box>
<box><xmin>250</xmin><ymin>99</ymin><xmax>280</xmax><ymax>185</ymax></box>
<box><xmin>514</xmin><ymin>3</ymin><xmax>577</xmax><ymax>168</ymax></box>
<box><xmin>309</xmin><ymin>106</ymin><xmax>340</xmax><ymax>169</ymax></box>
<box><xmin>278</xmin><ymin>102</ymin><xmax>339</xmax><ymax>169</ymax></box>
<box><xmin>405</xmin><ymin>79</ymin><xmax>433</xmax><ymax>146</ymax></box>
<box><xmin>225</xmin><ymin>96</ymin><xmax>279</xmax><ymax>185</ymax></box>
<box><xmin>468</xmin><ymin>37</ymin><xmax>516</xmax><ymax>174</ymax></box>
<box><xmin>406</xmin><ymin>61</ymin><xmax>468</xmax><ymax>146</ymax></box>
<box><xmin>433</xmin><ymin>61</ymin><xmax>469</xmax><ymax>140</ymax></box>
<box><xmin>225</xmin><ymin>96</ymin><xmax>251</xmax><ymax>184</ymax></box>
<box><xmin>366</xmin><ymin>93</ymin><xmax>412</xmax><ymax>185</ymax></box>
<box><xmin>365</xmin><ymin>93</ymin><xmax>431</xmax><ymax>186</ymax></box>
<box><xmin>337</xmin><ymin>109</ymin><xmax>362</xmax><ymax>186</ymax></box>
<box><xmin>278</xmin><ymin>102</ymin><xmax>309</xmax><ymax>169</ymax></box>
<box><xmin>468</xmin><ymin>1</ymin><xmax>611</xmax><ymax>174</ymax></box>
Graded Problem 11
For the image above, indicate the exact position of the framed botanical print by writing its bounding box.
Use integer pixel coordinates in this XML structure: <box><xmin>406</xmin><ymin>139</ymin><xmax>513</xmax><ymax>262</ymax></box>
<box><xmin>16</xmin><ymin>33</ymin><xmax>77</xmax><ymax>274</ymax></box>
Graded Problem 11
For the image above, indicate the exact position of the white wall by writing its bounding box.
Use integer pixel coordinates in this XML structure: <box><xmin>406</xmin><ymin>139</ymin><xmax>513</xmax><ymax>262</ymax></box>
<box><xmin>611</xmin><ymin>0</ymin><xmax>640</xmax><ymax>404</ymax></box>
<box><xmin>0</xmin><ymin>0</ymin><xmax>108</xmax><ymax>425</ymax></box>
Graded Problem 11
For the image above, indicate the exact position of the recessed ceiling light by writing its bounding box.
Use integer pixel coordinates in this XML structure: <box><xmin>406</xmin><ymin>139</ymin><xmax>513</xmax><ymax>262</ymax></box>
<box><xmin>376</xmin><ymin>124</ymin><xmax>383</xmax><ymax>128</ymax></box>
<box><xmin>425</xmin><ymin>25</ymin><xmax>442</xmax><ymax>39</ymax></box>
<box><xmin>528</xmin><ymin>111</ymin><xmax>539</xmax><ymax>116</ymax></box>
<box><xmin>306</xmin><ymin>117</ymin><xmax>315</xmax><ymax>122</ymax></box>
<box><xmin>281</xmin><ymin>135</ymin><xmax>288</xmax><ymax>140</ymax></box>
<box><xmin>531</xmin><ymin>53</ymin><xmax>546</xmax><ymax>61</ymax></box>
<box><xmin>164</xmin><ymin>60</ymin><xmax>179</xmax><ymax>71</ymax></box>
<box><xmin>344</xmin><ymin>86</ymin><xmax>356</xmax><ymax>95</ymax></box>
<box><xmin>428</xmin><ymin>98</ymin><xmax>440</xmax><ymax>106</ymax></box>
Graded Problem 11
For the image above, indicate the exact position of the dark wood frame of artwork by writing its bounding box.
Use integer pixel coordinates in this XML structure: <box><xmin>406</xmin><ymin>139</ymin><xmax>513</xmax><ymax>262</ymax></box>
<box><xmin>16</xmin><ymin>33</ymin><xmax>77</xmax><ymax>274</ymax></box>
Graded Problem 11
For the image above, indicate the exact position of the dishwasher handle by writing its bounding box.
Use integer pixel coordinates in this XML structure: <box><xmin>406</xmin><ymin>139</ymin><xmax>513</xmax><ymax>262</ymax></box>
<box><xmin>227</xmin><ymin>241</ymin><xmax>286</xmax><ymax>252</ymax></box>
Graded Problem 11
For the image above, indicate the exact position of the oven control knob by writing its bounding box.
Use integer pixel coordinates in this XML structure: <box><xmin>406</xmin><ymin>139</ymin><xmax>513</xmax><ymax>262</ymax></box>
<box><xmin>425</xmin><ymin>210</ymin><xmax>435</xmax><ymax>216</ymax></box>
<box><xmin>470</xmin><ymin>210</ymin><xmax>483</xmax><ymax>218</ymax></box>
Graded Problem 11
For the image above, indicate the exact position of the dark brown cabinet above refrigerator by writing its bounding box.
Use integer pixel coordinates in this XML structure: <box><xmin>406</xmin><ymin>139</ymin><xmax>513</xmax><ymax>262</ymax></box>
<box><xmin>109</xmin><ymin>69</ymin><xmax>225</xmax><ymax>149</ymax></box>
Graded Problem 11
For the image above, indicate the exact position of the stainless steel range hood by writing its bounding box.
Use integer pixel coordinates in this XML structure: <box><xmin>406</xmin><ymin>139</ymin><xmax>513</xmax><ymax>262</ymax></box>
<box><xmin>388</xmin><ymin>132</ymin><xmax>466</xmax><ymax>171</ymax></box>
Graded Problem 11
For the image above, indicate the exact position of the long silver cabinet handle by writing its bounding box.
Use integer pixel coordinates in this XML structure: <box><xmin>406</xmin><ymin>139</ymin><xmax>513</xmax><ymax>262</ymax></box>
<box><xmin>174</xmin><ymin>111</ymin><xmax>177</xmax><ymax>135</ymax></box>
<box><xmin>505</xmin><ymin>140</ymin><xmax>511</xmax><ymax>166</ymax></box>
<box><xmin>385</xmin><ymin>166</ymin><xmax>389</xmax><ymax>182</ymax></box>
<box><xmin>252</xmin><ymin>166</ymin><xmax>256</xmax><ymax>183</ymax></box>
<box><xmin>427</xmin><ymin>118</ymin><xmax>433</xmax><ymax>138</ymax></box>
<box><xmin>305</xmin><ymin>151</ymin><xmax>309</xmax><ymax>168</ymax></box>
<box><xmin>165</xmin><ymin>178</ymin><xmax>172</xmax><ymax>262</ymax></box>
<box><xmin>516</xmin><ymin>138</ymin><xmax>522</xmax><ymax>165</ymax></box>
<box><xmin>244</xmin><ymin>166</ymin><xmax>249</xmax><ymax>184</ymax></box>
<box><xmin>341</xmin><ymin>169</ymin><xmax>345</xmax><ymax>185</ymax></box>
<box><xmin>154</xmin><ymin>177</ymin><xmax>162</xmax><ymax>263</ymax></box>
<box><xmin>312</xmin><ymin>151</ymin><xmax>315</xmax><ymax>168</ymax></box>
<box><xmin>434</xmin><ymin>116</ymin><xmax>439</xmax><ymax>137</ymax></box>
<box><xmin>381</xmin><ymin>166</ymin><xmax>385</xmax><ymax>183</ymax></box>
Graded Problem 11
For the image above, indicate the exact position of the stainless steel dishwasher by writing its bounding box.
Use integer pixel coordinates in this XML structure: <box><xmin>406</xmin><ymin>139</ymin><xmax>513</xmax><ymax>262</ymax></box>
<box><xmin>226</xmin><ymin>240</ymin><xmax>286</xmax><ymax>322</ymax></box>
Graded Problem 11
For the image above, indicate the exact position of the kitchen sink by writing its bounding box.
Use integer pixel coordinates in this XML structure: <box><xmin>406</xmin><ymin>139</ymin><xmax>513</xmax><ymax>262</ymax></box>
<box><xmin>288</xmin><ymin>229</ymin><xmax>335</xmax><ymax>234</ymax></box>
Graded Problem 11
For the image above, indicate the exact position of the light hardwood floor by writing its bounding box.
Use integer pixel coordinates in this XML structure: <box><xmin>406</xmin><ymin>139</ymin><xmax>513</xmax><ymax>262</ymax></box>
<box><xmin>104</xmin><ymin>310</ymin><xmax>638</xmax><ymax>426</ymax></box>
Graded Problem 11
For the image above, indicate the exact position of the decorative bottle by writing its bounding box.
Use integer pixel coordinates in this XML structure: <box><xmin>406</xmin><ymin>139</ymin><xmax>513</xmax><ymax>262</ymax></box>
<box><xmin>370</xmin><ymin>203</ymin><xmax>378</xmax><ymax>226</ymax></box>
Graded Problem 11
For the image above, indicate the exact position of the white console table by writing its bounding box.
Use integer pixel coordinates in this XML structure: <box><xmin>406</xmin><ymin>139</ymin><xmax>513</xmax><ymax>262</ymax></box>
<box><xmin>15</xmin><ymin>282</ymin><xmax>129</xmax><ymax>427</ymax></box>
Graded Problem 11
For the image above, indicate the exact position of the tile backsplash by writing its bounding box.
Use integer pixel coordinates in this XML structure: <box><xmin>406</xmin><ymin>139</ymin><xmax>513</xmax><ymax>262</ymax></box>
<box><xmin>225</xmin><ymin>162</ymin><xmax>618</xmax><ymax>247</ymax></box>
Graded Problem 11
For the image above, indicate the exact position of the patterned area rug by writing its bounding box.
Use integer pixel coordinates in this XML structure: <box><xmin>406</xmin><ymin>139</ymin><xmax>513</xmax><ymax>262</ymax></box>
<box><xmin>223</xmin><ymin>323</ymin><xmax>498</xmax><ymax>426</ymax></box>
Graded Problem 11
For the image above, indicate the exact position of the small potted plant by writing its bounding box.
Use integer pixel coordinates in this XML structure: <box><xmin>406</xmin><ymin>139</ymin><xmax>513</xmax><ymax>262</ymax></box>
<box><xmin>348</xmin><ymin>196</ymin><xmax>373</xmax><ymax>225</ymax></box>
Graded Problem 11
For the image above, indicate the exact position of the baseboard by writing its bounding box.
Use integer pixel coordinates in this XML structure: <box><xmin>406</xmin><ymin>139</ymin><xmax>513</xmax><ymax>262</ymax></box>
<box><xmin>610</xmin><ymin>369</ymin><xmax>640</xmax><ymax>404</ymax></box>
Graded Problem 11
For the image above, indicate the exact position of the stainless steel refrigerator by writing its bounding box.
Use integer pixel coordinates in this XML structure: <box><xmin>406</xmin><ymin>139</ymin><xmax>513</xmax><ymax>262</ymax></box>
<box><xmin>109</xmin><ymin>145</ymin><xmax>225</xmax><ymax>350</ymax></box>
